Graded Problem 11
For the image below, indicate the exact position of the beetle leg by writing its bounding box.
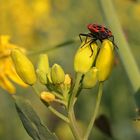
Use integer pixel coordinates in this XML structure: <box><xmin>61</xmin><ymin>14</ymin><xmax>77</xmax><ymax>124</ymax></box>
<box><xmin>79</xmin><ymin>33</ymin><xmax>88</xmax><ymax>42</ymax></box>
<box><xmin>89</xmin><ymin>38</ymin><xmax>97</xmax><ymax>57</ymax></box>
<box><xmin>109</xmin><ymin>35</ymin><xmax>114</xmax><ymax>42</ymax></box>
<box><xmin>79</xmin><ymin>33</ymin><xmax>92</xmax><ymax>42</ymax></box>
<box><xmin>80</xmin><ymin>33</ymin><xmax>96</xmax><ymax>48</ymax></box>
<box><xmin>109</xmin><ymin>35</ymin><xmax>118</xmax><ymax>49</ymax></box>
<box><xmin>79</xmin><ymin>34</ymin><xmax>83</xmax><ymax>42</ymax></box>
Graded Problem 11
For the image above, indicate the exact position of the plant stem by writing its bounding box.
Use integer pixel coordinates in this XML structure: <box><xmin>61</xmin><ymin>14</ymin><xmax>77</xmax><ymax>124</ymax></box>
<box><xmin>48</xmin><ymin>106</ymin><xmax>69</xmax><ymax>123</ymax></box>
<box><xmin>83</xmin><ymin>82</ymin><xmax>103</xmax><ymax>140</ymax></box>
<box><xmin>54</xmin><ymin>98</ymin><xmax>67</xmax><ymax>106</ymax></box>
<box><xmin>68</xmin><ymin>73</ymin><xmax>83</xmax><ymax>110</ymax></box>
<box><xmin>68</xmin><ymin>108</ymin><xmax>82</xmax><ymax>140</ymax></box>
<box><xmin>98</xmin><ymin>0</ymin><xmax>140</xmax><ymax>92</ymax></box>
<box><xmin>32</xmin><ymin>85</ymin><xmax>69</xmax><ymax>123</ymax></box>
<box><xmin>52</xmin><ymin>91</ymin><xmax>63</xmax><ymax>99</ymax></box>
<box><xmin>67</xmin><ymin>72</ymin><xmax>83</xmax><ymax>140</ymax></box>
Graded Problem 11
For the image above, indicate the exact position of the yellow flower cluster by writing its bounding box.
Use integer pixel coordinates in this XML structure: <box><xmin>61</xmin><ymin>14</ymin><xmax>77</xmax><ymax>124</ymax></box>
<box><xmin>74</xmin><ymin>39</ymin><xmax>115</xmax><ymax>88</ymax></box>
<box><xmin>0</xmin><ymin>35</ymin><xmax>27</xmax><ymax>94</ymax></box>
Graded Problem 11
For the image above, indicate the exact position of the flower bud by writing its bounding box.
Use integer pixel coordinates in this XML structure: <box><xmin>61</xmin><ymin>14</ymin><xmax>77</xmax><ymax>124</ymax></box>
<box><xmin>51</xmin><ymin>64</ymin><xmax>65</xmax><ymax>84</ymax></box>
<box><xmin>64</xmin><ymin>74</ymin><xmax>72</xmax><ymax>86</ymax></box>
<box><xmin>62</xmin><ymin>74</ymin><xmax>72</xmax><ymax>92</ymax></box>
<box><xmin>74</xmin><ymin>41</ymin><xmax>98</xmax><ymax>73</ymax></box>
<box><xmin>11</xmin><ymin>49</ymin><xmax>36</xmax><ymax>85</ymax></box>
<box><xmin>82</xmin><ymin>67</ymin><xmax>98</xmax><ymax>88</ymax></box>
<box><xmin>36</xmin><ymin>54</ymin><xmax>50</xmax><ymax>84</ymax></box>
<box><xmin>40</xmin><ymin>91</ymin><xmax>55</xmax><ymax>102</ymax></box>
<box><xmin>95</xmin><ymin>40</ymin><xmax>115</xmax><ymax>81</ymax></box>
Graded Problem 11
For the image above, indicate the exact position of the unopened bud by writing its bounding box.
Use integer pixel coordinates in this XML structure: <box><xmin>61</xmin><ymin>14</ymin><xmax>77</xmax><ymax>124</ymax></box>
<box><xmin>95</xmin><ymin>40</ymin><xmax>115</xmax><ymax>81</ymax></box>
<box><xmin>64</xmin><ymin>74</ymin><xmax>72</xmax><ymax>85</ymax></box>
<box><xmin>63</xmin><ymin>74</ymin><xmax>72</xmax><ymax>92</ymax></box>
<box><xmin>74</xmin><ymin>41</ymin><xmax>98</xmax><ymax>73</ymax></box>
<box><xmin>51</xmin><ymin>64</ymin><xmax>65</xmax><ymax>84</ymax></box>
<box><xmin>11</xmin><ymin>49</ymin><xmax>36</xmax><ymax>85</ymax></box>
<box><xmin>36</xmin><ymin>54</ymin><xmax>50</xmax><ymax>84</ymax></box>
<box><xmin>40</xmin><ymin>91</ymin><xmax>55</xmax><ymax>102</ymax></box>
<box><xmin>82</xmin><ymin>67</ymin><xmax>98</xmax><ymax>88</ymax></box>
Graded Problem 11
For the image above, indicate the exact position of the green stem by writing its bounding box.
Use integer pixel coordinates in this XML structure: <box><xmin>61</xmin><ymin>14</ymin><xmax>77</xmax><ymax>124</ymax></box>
<box><xmin>52</xmin><ymin>91</ymin><xmax>63</xmax><ymax>99</ymax></box>
<box><xmin>32</xmin><ymin>85</ymin><xmax>69</xmax><ymax>123</ymax></box>
<box><xmin>68</xmin><ymin>108</ymin><xmax>82</xmax><ymax>140</ymax></box>
<box><xmin>67</xmin><ymin>72</ymin><xmax>83</xmax><ymax>140</ymax></box>
<box><xmin>68</xmin><ymin>73</ymin><xmax>83</xmax><ymax>109</ymax></box>
<box><xmin>48</xmin><ymin>106</ymin><xmax>69</xmax><ymax>123</ymax></box>
<box><xmin>83</xmin><ymin>82</ymin><xmax>103</xmax><ymax>140</ymax></box>
<box><xmin>54</xmin><ymin>98</ymin><xmax>67</xmax><ymax>106</ymax></box>
<box><xmin>98</xmin><ymin>0</ymin><xmax>140</xmax><ymax>92</ymax></box>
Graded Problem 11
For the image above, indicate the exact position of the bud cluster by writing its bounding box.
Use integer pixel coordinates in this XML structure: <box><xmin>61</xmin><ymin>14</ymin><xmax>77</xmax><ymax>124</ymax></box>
<box><xmin>10</xmin><ymin>39</ymin><xmax>115</xmax><ymax>108</ymax></box>
<box><xmin>11</xmin><ymin>50</ymin><xmax>72</xmax><ymax>107</ymax></box>
<box><xmin>74</xmin><ymin>39</ymin><xmax>115</xmax><ymax>88</ymax></box>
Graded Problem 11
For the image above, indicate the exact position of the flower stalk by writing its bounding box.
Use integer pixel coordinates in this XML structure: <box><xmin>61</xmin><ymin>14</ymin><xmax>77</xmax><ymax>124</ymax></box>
<box><xmin>84</xmin><ymin>82</ymin><xmax>103</xmax><ymax>140</ymax></box>
<box><xmin>67</xmin><ymin>72</ymin><xmax>83</xmax><ymax>140</ymax></box>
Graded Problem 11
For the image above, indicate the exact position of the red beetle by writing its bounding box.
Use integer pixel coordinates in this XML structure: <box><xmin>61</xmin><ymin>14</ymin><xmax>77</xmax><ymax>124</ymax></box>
<box><xmin>79</xmin><ymin>23</ymin><xmax>117</xmax><ymax>53</ymax></box>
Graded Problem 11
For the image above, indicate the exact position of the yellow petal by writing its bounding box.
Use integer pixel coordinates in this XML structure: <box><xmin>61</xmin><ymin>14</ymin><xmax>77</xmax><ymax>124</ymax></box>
<box><xmin>74</xmin><ymin>41</ymin><xmax>99</xmax><ymax>73</ymax></box>
<box><xmin>11</xmin><ymin>49</ymin><xmax>36</xmax><ymax>85</ymax></box>
<box><xmin>0</xmin><ymin>35</ymin><xmax>10</xmax><ymax>45</ymax></box>
<box><xmin>0</xmin><ymin>74</ymin><xmax>15</xmax><ymax>94</ymax></box>
<box><xmin>6</xmin><ymin>66</ymin><xmax>28</xmax><ymax>87</ymax></box>
<box><xmin>4</xmin><ymin>58</ymin><xmax>27</xmax><ymax>87</ymax></box>
<box><xmin>96</xmin><ymin>40</ymin><xmax>115</xmax><ymax>81</ymax></box>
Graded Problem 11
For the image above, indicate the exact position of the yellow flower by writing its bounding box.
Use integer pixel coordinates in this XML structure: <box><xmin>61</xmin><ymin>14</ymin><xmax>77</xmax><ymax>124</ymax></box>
<box><xmin>0</xmin><ymin>35</ymin><xmax>27</xmax><ymax>94</ymax></box>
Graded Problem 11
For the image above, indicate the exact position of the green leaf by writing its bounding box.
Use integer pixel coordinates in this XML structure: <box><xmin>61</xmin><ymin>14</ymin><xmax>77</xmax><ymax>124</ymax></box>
<box><xmin>134</xmin><ymin>88</ymin><xmax>140</xmax><ymax>108</ymax></box>
<box><xmin>14</xmin><ymin>96</ymin><xmax>58</xmax><ymax>140</ymax></box>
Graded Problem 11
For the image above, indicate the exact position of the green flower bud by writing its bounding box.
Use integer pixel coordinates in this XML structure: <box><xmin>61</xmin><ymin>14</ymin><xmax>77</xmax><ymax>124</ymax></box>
<box><xmin>36</xmin><ymin>54</ymin><xmax>50</xmax><ymax>84</ymax></box>
<box><xmin>11</xmin><ymin>49</ymin><xmax>36</xmax><ymax>85</ymax></box>
<box><xmin>51</xmin><ymin>64</ymin><xmax>65</xmax><ymax>84</ymax></box>
<box><xmin>74</xmin><ymin>41</ymin><xmax>98</xmax><ymax>73</ymax></box>
<box><xmin>82</xmin><ymin>67</ymin><xmax>98</xmax><ymax>88</ymax></box>
<box><xmin>95</xmin><ymin>39</ymin><xmax>115</xmax><ymax>82</ymax></box>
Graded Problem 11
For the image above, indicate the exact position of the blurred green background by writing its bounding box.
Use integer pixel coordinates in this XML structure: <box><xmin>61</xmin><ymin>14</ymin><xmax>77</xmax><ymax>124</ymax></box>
<box><xmin>0</xmin><ymin>0</ymin><xmax>140</xmax><ymax>140</ymax></box>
